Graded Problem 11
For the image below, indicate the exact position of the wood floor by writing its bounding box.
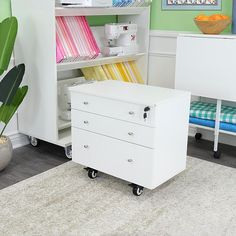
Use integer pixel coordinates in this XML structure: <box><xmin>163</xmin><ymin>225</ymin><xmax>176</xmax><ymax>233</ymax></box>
<box><xmin>0</xmin><ymin>137</ymin><xmax>236</xmax><ymax>190</ymax></box>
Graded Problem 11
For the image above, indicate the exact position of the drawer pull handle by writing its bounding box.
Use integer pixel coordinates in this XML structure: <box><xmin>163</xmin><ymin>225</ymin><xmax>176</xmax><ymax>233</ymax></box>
<box><xmin>128</xmin><ymin>132</ymin><xmax>134</xmax><ymax>136</ymax></box>
<box><xmin>84</xmin><ymin>121</ymin><xmax>89</xmax><ymax>124</ymax></box>
<box><xmin>129</xmin><ymin>111</ymin><xmax>134</xmax><ymax>115</ymax></box>
<box><xmin>128</xmin><ymin>159</ymin><xmax>133</xmax><ymax>163</ymax></box>
<box><xmin>84</xmin><ymin>145</ymin><xmax>89</xmax><ymax>149</ymax></box>
<box><xmin>83</xmin><ymin>102</ymin><xmax>89</xmax><ymax>105</ymax></box>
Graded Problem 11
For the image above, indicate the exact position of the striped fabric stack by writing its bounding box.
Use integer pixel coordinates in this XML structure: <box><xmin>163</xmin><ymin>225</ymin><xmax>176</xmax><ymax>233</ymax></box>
<box><xmin>81</xmin><ymin>61</ymin><xmax>144</xmax><ymax>84</ymax></box>
<box><xmin>56</xmin><ymin>16</ymin><xmax>100</xmax><ymax>63</ymax></box>
<box><xmin>112</xmin><ymin>0</ymin><xmax>152</xmax><ymax>7</ymax></box>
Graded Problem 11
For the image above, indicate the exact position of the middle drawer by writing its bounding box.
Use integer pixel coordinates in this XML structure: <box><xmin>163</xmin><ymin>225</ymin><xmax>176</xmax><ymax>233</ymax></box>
<box><xmin>72</xmin><ymin>109</ymin><xmax>155</xmax><ymax>148</ymax></box>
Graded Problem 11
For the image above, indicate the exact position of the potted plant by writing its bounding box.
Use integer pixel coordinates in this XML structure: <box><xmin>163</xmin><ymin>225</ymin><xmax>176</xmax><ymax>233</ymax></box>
<box><xmin>0</xmin><ymin>17</ymin><xmax>28</xmax><ymax>171</ymax></box>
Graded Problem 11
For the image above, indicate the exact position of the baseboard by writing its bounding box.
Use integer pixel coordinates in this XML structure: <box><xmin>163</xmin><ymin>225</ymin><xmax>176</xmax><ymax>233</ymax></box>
<box><xmin>8</xmin><ymin>132</ymin><xmax>29</xmax><ymax>149</ymax></box>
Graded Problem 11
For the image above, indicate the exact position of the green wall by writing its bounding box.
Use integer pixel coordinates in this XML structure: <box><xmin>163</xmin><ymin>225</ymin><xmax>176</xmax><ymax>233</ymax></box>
<box><xmin>0</xmin><ymin>0</ymin><xmax>234</xmax><ymax>32</ymax></box>
<box><xmin>150</xmin><ymin>0</ymin><xmax>233</xmax><ymax>32</ymax></box>
<box><xmin>0</xmin><ymin>0</ymin><xmax>11</xmax><ymax>21</ymax></box>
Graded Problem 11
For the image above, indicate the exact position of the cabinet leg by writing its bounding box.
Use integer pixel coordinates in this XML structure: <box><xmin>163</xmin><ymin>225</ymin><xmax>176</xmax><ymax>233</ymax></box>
<box><xmin>132</xmin><ymin>184</ymin><xmax>144</xmax><ymax>196</ymax></box>
<box><xmin>29</xmin><ymin>136</ymin><xmax>40</xmax><ymax>147</ymax></box>
<box><xmin>65</xmin><ymin>145</ymin><xmax>72</xmax><ymax>159</ymax></box>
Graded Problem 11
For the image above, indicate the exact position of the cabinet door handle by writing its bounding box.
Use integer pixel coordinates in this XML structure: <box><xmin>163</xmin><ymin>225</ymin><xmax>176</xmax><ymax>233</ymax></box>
<box><xmin>129</xmin><ymin>111</ymin><xmax>134</xmax><ymax>115</ymax></box>
<box><xmin>84</xmin><ymin>145</ymin><xmax>89</xmax><ymax>149</ymax></box>
<box><xmin>83</xmin><ymin>101</ymin><xmax>89</xmax><ymax>105</ymax></box>
<box><xmin>84</xmin><ymin>121</ymin><xmax>89</xmax><ymax>124</ymax></box>
<box><xmin>128</xmin><ymin>132</ymin><xmax>134</xmax><ymax>136</ymax></box>
<box><xmin>127</xmin><ymin>159</ymin><xmax>134</xmax><ymax>163</ymax></box>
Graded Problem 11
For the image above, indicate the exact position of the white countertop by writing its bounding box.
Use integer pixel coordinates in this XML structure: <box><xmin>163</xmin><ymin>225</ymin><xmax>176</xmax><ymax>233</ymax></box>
<box><xmin>70</xmin><ymin>80</ymin><xmax>190</xmax><ymax>106</ymax></box>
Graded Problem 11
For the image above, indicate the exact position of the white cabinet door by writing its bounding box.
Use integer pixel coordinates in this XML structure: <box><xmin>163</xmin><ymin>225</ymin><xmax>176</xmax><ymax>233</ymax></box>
<box><xmin>72</xmin><ymin>110</ymin><xmax>155</xmax><ymax>148</ymax></box>
<box><xmin>175</xmin><ymin>35</ymin><xmax>236</xmax><ymax>101</ymax></box>
<box><xmin>71</xmin><ymin>93</ymin><xmax>156</xmax><ymax>127</ymax></box>
<box><xmin>72</xmin><ymin>128</ymin><xmax>155</xmax><ymax>189</ymax></box>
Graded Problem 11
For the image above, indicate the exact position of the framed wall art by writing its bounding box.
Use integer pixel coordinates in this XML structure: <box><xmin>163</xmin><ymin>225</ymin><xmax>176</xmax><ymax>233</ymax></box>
<box><xmin>162</xmin><ymin>0</ymin><xmax>222</xmax><ymax>10</ymax></box>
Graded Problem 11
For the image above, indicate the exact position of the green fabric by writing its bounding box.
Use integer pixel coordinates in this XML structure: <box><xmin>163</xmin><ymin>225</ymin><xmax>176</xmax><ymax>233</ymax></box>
<box><xmin>190</xmin><ymin>101</ymin><xmax>236</xmax><ymax>124</ymax></box>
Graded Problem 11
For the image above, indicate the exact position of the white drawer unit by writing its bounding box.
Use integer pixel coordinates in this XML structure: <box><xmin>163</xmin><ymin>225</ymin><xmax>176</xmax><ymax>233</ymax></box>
<box><xmin>71</xmin><ymin>80</ymin><xmax>191</xmax><ymax>196</ymax></box>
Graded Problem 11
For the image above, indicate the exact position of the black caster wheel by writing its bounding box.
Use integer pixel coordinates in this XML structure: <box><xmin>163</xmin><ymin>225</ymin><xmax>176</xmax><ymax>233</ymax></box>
<box><xmin>195</xmin><ymin>133</ymin><xmax>202</xmax><ymax>141</ymax></box>
<box><xmin>88</xmin><ymin>169</ymin><xmax>98</xmax><ymax>179</ymax></box>
<box><xmin>213</xmin><ymin>150</ymin><xmax>221</xmax><ymax>159</ymax></box>
<box><xmin>29</xmin><ymin>136</ymin><xmax>40</xmax><ymax>147</ymax></box>
<box><xmin>132</xmin><ymin>185</ymin><xmax>144</xmax><ymax>196</ymax></box>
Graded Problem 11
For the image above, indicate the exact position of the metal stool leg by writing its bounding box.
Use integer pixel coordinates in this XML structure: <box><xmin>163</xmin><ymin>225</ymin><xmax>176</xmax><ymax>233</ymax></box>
<box><xmin>213</xmin><ymin>99</ymin><xmax>221</xmax><ymax>159</ymax></box>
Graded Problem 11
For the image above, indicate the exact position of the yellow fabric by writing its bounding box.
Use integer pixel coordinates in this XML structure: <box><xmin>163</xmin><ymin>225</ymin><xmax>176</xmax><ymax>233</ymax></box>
<box><xmin>82</xmin><ymin>61</ymin><xmax>143</xmax><ymax>84</ymax></box>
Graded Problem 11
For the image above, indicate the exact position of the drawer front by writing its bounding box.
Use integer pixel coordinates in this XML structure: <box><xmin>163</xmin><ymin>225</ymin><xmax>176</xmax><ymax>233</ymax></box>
<box><xmin>72</xmin><ymin>110</ymin><xmax>155</xmax><ymax>148</ymax></box>
<box><xmin>72</xmin><ymin>128</ymin><xmax>154</xmax><ymax>188</ymax></box>
<box><xmin>71</xmin><ymin>93</ymin><xmax>155</xmax><ymax>127</ymax></box>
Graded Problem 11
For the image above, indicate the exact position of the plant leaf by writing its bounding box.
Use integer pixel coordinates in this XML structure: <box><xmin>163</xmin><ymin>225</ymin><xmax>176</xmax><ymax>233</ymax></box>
<box><xmin>0</xmin><ymin>64</ymin><xmax>25</xmax><ymax>105</ymax></box>
<box><xmin>0</xmin><ymin>86</ymin><xmax>28</xmax><ymax>125</ymax></box>
<box><xmin>0</xmin><ymin>17</ymin><xmax>18</xmax><ymax>76</ymax></box>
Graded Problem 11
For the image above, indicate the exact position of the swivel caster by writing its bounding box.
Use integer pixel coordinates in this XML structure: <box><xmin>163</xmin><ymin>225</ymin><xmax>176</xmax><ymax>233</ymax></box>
<box><xmin>132</xmin><ymin>185</ymin><xmax>144</xmax><ymax>196</ymax></box>
<box><xmin>195</xmin><ymin>133</ymin><xmax>202</xmax><ymax>141</ymax></box>
<box><xmin>213</xmin><ymin>150</ymin><xmax>221</xmax><ymax>159</ymax></box>
<box><xmin>88</xmin><ymin>168</ymin><xmax>98</xmax><ymax>179</ymax></box>
<box><xmin>65</xmin><ymin>145</ymin><xmax>72</xmax><ymax>159</ymax></box>
<box><xmin>29</xmin><ymin>136</ymin><xmax>40</xmax><ymax>147</ymax></box>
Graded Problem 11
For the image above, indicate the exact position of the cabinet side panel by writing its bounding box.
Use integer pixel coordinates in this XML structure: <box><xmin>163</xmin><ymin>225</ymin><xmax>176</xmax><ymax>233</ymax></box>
<box><xmin>153</xmin><ymin>94</ymin><xmax>191</xmax><ymax>186</ymax></box>
<box><xmin>12</xmin><ymin>0</ymin><xmax>58</xmax><ymax>142</ymax></box>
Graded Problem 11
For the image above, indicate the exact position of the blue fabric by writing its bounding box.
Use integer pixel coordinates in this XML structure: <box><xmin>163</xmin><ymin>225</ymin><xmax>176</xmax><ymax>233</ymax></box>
<box><xmin>189</xmin><ymin>117</ymin><xmax>236</xmax><ymax>133</ymax></box>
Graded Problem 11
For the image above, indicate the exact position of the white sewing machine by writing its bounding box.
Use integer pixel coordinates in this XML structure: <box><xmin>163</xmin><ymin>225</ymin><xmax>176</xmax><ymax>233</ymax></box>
<box><xmin>103</xmin><ymin>23</ymin><xmax>138</xmax><ymax>56</ymax></box>
<box><xmin>58</xmin><ymin>77</ymin><xmax>89</xmax><ymax>121</ymax></box>
<box><xmin>59</xmin><ymin>0</ymin><xmax>112</xmax><ymax>7</ymax></box>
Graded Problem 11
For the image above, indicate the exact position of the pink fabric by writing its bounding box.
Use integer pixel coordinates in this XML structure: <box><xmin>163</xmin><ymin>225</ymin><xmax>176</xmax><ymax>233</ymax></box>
<box><xmin>56</xmin><ymin>16</ymin><xmax>100</xmax><ymax>63</ymax></box>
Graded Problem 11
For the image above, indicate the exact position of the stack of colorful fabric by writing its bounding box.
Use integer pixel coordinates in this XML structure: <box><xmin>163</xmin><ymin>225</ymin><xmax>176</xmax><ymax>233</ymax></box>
<box><xmin>112</xmin><ymin>0</ymin><xmax>152</xmax><ymax>7</ymax></box>
<box><xmin>81</xmin><ymin>61</ymin><xmax>144</xmax><ymax>84</ymax></box>
<box><xmin>56</xmin><ymin>16</ymin><xmax>100</xmax><ymax>63</ymax></box>
<box><xmin>190</xmin><ymin>101</ymin><xmax>236</xmax><ymax>132</ymax></box>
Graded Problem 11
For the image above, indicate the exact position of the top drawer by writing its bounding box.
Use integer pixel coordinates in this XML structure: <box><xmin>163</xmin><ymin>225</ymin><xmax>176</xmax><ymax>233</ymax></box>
<box><xmin>71</xmin><ymin>93</ymin><xmax>156</xmax><ymax>127</ymax></box>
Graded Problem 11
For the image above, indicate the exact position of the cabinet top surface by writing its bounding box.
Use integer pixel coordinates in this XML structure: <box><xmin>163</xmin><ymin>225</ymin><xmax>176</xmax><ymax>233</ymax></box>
<box><xmin>70</xmin><ymin>81</ymin><xmax>190</xmax><ymax>106</ymax></box>
<box><xmin>179</xmin><ymin>34</ymin><xmax>236</xmax><ymax>40</ymax></box>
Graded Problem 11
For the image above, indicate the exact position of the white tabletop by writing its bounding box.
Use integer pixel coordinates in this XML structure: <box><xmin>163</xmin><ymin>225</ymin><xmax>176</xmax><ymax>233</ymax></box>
<box><xmin>70</xmin><ymin>80</ymin><xmax>190</xmax><ymax>106</ymax></box>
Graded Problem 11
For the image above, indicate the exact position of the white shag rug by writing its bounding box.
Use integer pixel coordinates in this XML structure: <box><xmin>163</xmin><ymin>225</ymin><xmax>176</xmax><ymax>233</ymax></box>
<box><xmin>0</xmin><ymin>157</ymin><xmax>236</xmax><ymax>236</ymax></box>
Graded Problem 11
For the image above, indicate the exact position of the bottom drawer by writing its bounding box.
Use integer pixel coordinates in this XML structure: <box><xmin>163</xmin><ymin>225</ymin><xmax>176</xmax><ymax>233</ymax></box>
<box><xmin>72</xmin><ymin>128</ymin><xmax>155</xmax><ymax>189</ymax></box>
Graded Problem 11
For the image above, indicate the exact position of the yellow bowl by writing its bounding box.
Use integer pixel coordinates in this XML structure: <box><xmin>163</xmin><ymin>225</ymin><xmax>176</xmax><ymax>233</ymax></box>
<box><xmin>194</xmin><ymin>18</ymin><xmax>231</xmax><ymax>34</ymax></box>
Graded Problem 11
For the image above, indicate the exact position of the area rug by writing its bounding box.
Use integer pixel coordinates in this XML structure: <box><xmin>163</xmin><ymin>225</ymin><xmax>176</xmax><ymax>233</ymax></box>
<box><xmin>0</xmin><ymin>157</ymin><xmax>236</xmax><ymax>236</ymax></box>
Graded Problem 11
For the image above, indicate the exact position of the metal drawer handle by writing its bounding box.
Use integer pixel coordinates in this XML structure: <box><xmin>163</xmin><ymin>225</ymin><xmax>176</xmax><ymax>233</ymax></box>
<box><xmin>127</xmin><ymin>159</ymin><xmax>133</xmax><ymax>163</ymax></box>
<box><xmin>128</xmin><ymin>132</ymin><xmax>134</xmax><ymax>136</ymax></box>
<box><xmin>84</xmin><ymin>121</ymin><xmax>89</xmax><ymax>124</ymax></box>
<box><xmin>83</xmin><ymin>101</ymin><xmax>89</xmax><ymax>105</ymax></box>
<box><xmin>84</xmin><ymin>145</ymin><xmax>89</xmax><ymax>149</ymax></box>
<box><xmin>129</xmin><ymin>111</ymin><xmax>134</xmax><ymax>115</ymax></box>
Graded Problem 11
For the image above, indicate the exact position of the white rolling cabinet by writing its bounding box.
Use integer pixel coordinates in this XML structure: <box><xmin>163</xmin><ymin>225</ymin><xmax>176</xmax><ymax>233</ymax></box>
<box><xmin>11</xmin><ymin>0</ymin><xmax>150</xmax><ymax>158</ymax></box>
<box><xmin>71</xmin><ymin>80</ymin><xmax>190</xmax><ymax>196</ymax></box>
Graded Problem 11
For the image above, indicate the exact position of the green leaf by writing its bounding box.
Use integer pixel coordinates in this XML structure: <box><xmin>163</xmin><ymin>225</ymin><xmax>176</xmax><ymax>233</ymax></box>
<box><xmin>0</xmin><ymin>86</ymin><xmax>28</xmax><ymax>126</ymax></box>
<box><xmin>0</xmin><ymin>64</ymin><xmax>25</xmax><ymax>105</ymax></box>
<box><xmin>0</xmin><ymin>17</ymin><xmax>18</xmax><ymax>76</ymax></box>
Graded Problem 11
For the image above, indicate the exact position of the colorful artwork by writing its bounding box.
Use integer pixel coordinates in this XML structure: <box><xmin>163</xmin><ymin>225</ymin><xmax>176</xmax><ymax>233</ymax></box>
<box><xmin>162</xmin><ymin>0</ymin><xmax>222</xmax><ymax>10</ymax></box>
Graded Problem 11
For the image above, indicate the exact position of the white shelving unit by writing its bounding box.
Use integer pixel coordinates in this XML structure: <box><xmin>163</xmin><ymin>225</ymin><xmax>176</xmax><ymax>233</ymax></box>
<box><xmin>11</xmin><ymin>0</ymin><xmax>150</xmax><ymax>158</ymax></box>
<box><xmin>57</xmin><ymin>53</ymin><xmax>145</xmax><ymax>71</ymax></box>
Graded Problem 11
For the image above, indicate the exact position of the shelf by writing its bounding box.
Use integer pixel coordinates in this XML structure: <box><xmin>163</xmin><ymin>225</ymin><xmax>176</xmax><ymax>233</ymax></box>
<box><xmin>58</xmin><ymin>118</ymin><xmax>71</xmax><ymax>131</ymax></box>
<box><xmin>57</xmin><ymin>128</ymin><xmax>71</xmax><ymax>147</ymax></box>
<box><xmin>57</xmin><ymin>53</ymin><xmax>145</xmax><ymax>71</ymax></box>
<box><xmin>55</xmin><ymin>7</ymin><xmax>148</xmax><ymax>16</ymax></box>
<box><xmin>190</xmin><ymin>123</ymin><xmax>236</xmax><ymax>136</ymax></box>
